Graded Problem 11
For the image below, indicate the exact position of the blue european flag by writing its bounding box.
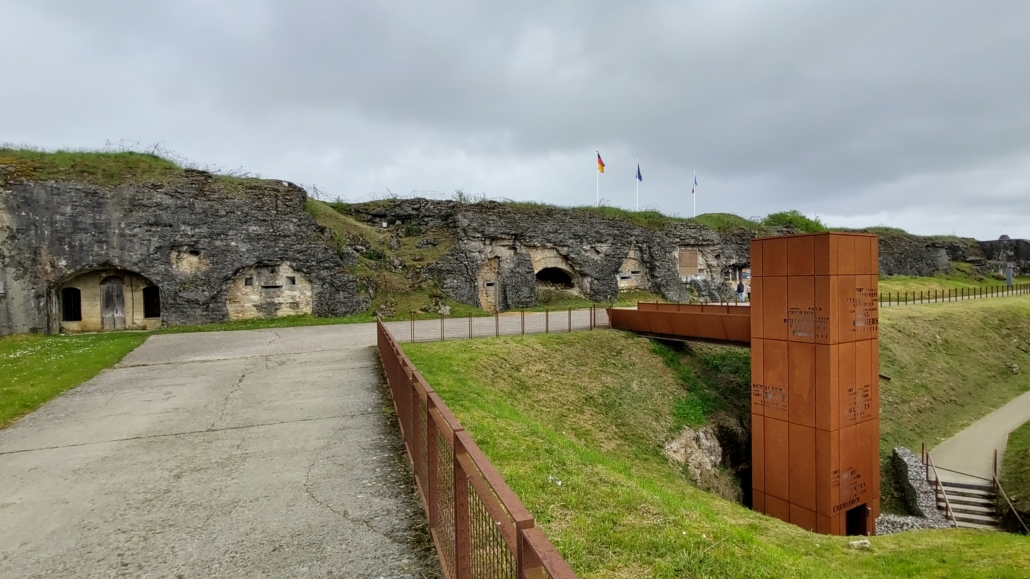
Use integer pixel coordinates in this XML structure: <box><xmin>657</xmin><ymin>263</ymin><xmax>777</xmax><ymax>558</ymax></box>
<box><xmin>636</xmin><ymin>163</ymin><xmax>642</xmax><ymax>182</ymax></box>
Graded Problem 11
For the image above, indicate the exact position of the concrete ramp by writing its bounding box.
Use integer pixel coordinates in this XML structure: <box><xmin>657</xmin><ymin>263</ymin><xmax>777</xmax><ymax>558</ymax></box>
<box><xmin>0</xmin><ymin>324</ymin><xmax>437</xmax><ymax>578</ymax></box>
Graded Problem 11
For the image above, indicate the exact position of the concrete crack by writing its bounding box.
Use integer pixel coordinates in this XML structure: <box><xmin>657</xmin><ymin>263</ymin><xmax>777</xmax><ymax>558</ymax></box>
<box><xmin>207</xmin><ymin>369</ymin><xmax>253</xmax><ymax>431</ymax></box>
<box><xmin>0</xmin><ymin>413</ymin><xmax>376</xmax><ymax>456</ymax></box>
<box><xmin>302</xmin><ymin>422</ymin><xmax>408</xmax><ymax>546</ymax></box>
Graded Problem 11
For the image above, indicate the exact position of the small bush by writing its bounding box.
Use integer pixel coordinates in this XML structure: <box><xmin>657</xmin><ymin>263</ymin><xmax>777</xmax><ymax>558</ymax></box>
<box><xmin>361</xmin><ymin>247</ymin><xmax>385</xmax><ymax>261</ymax></box>
<box><xmin>762</xmin><ymin>210</ymin><xmax>827</xmax><ymax>233</ymax></box>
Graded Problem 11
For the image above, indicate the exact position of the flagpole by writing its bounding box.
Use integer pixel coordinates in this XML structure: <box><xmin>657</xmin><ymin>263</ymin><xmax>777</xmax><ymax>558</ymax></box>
<box><xmin>596</xmin><ymin>164</ymin><xmax>599</xmax><ymax>207</ymax></box>
<box><xmin>693</xmin><ymin>169</ymin><xmax>696</xmax><ymax>218</ymax></box>
<box><xmin>635</xmin><ymin>159</ymin><xmax>639</xmax><ymax>212</ymax></box>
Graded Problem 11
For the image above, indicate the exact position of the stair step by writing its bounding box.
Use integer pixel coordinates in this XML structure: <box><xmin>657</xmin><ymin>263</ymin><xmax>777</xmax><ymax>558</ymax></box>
<box><xmin>955</xmin><ymin>520</ymin><xmax>1001</xmax><ymax>531</ymax></box>
<box><xmin>939</xmin><ymin>501</ymin><xmax>997</xmax><ymax>516</ymax></box>
<box><xmin>939</xmin><ymin>487</ymin><xmax>996</xmax><ymax>500</ymax></box>
<box><xmin>940</xmin><ymin>493</ymin><xmax>996</xmax><ymax>505</ymax></box>
<box><xmin>952</xmin><ymin>512</ymin><xmax>1001</xmax><ymax>525</ymax></box>
<box><xmin>940</xmin><ymin>480</ymin><xmax>994</xmax><ymax>492</ymax></box>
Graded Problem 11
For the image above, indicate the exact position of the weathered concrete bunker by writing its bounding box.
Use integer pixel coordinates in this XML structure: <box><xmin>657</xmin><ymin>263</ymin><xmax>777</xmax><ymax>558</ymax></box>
<box><xmin>0</xmin><ymin>167</ymin><xmax>366</xmax><ymax>335</ymax></box>
<box><xmin>227</xmin><ymin>263</ymin><xmax>313</xmax><ymax>320</ymax></box>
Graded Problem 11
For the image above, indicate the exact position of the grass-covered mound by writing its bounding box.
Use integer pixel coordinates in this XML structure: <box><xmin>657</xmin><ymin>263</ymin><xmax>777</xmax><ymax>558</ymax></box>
<box><xmin>0</xmin><ymin>333</ymin><xmax>147</xmax><ymax>428</ymax></box>
<box><xmin>404</xmin><ymin>331</ymin><xmax>1030</xmax><ymax>578</ymax></box>
<box><xmin>0</xmin><ymin>146</ymin><xmax>265</xmax><ymax>194</ymax></box>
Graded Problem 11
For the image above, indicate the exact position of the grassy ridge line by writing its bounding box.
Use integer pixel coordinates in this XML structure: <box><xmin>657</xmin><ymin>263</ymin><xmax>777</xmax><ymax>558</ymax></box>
<box><xmin>0</xmin><ymin>333</ymin><xmax>147</xmax><ymax>428</ymax></box>
<box><xmin>404</xmin><ymin>332</ymin><xmax>1030</xmax><ymax>578</ymax></box>
<box><xmin>0</xmin><ymin>147</ymin><xmax>265</xmax><ymax>193</ymax></box>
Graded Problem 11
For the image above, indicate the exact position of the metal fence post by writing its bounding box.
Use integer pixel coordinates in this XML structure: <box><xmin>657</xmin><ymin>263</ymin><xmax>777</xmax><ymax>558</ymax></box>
<box><xmin>521</xmin><ymin>310</ymin><xmax>525</xmax><ymax>335</ymax></box>
<box><xmin>411</xmin><ymin>312</ymin><xmax>415</xmax><ymax>343</ymax></box>
<box><xmin>426</xmin><ymin>397</ymin><xmax>439</xmax><ymax>536</ymax></box>
<box><xmin>495</xmin><ymin>311</ymin><xmax>499</xmax><ymax>337</ymax></box>
<box><xmin>440</xmin><ymin>314</ymin><xmax>444</xmax><ymax>342</ymax></box>
<box><xmin>545</xmin><ymin>309</ymin><xmax>549</xmax><ymax>334</ymax></box>
<box><xmin>568</xmin><ymin>308</ymin><xmax>572</xmax><ymax>332</ymax></box>
<box><xmin>453</xmin><ymin>436</ymin><xmax>470</xmax><ymax>579</ymax></box>
<box><xmin>469</xmin><ymin>314</ymin><xmax>472</xmax><ymax>340</ymax></box>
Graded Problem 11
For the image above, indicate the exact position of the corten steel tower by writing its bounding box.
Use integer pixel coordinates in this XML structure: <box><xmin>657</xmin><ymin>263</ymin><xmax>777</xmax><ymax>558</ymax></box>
<box><xmin>750</xmin><ymin>232</ymin><xmax>880</xmax><ymax>535</ymax></box>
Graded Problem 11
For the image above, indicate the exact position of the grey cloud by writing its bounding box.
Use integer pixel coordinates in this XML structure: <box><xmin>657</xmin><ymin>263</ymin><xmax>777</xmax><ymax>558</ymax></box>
<box><xmin>2</xmin><ymin>0</ymin><xmax>1028</xmax><ymax>239</ymax></box>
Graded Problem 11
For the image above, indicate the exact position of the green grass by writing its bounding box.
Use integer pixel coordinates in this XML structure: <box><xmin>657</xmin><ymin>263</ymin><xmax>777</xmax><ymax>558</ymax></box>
<box><xmin>0</xmin><ymin>146</ymin><xmax>263</xmax><ymax>194</ymax></box>
<box><xmin>691</xmin><ymin>213</ymin><xmax>770</xmax><ymax>235</ymax></box>
<box><xmin>403</xmin><ymin>331</ymin><xmax>1030</xmax><ymax>578</ymax></box>
<box><xmin>1000</xmin><ymin>420</ymin><xmax>1030</xmax><ymax>526</ymax></box>
<box><xmin>879</xmin><ymin>272</ymin><xmax>1030</xmax><ymax>297</ymax></box>
<box><xmin>570</xmin><ymin>206</ymin><xmax>685</xmax><ymax>230</ymax></box>
<box><xmin>0</xmin><ymin>333</ymin><xmax>147</xmax><ymax>428</ymax></box>
<box><xmin>762</xmin><ymin>210</ymin><xmax>828</xmax><ymax>233</ymax></box>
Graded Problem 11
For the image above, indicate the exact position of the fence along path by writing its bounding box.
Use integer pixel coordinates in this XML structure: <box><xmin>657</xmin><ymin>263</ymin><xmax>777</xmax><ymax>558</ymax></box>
<box><xmin>377</xmin><ymin>321</ymin><xmax>578</xmax><ymax>579</ymax></box>
<box><xmin>383</xmin><ymin>306</ymin><xmax>611</xmax><ymax>343</ymax></box>
<box><xmin>879</xmin><ymin>283</ymin><xmax>1029</xmax><ymax>306</ymax></box>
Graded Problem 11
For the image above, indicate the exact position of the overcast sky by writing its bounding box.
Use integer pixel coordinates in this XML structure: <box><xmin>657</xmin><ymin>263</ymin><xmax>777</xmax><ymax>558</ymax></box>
<box><xmin>3</xmin><ymin>1</ymin><xmax>1028</xmax><ymax>239</ymax></box>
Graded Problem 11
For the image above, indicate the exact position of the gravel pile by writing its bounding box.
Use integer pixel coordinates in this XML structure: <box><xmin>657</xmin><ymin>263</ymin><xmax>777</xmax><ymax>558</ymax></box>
<box><xmin>876</xmin><ymin>513</ymin><xmax>952</xmax><ymax>535</ymax></box>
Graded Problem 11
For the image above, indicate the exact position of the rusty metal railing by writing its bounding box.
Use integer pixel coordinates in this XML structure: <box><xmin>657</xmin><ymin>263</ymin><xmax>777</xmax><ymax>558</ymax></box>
<box><xmin>993</xmin><ymin>449</ymin><xmax>1029</xmax><ymax>534</ymax></box>
<box><xmin>922</xmin><ymin>446</ymin><xmax>958</xmax><ymax>528</ymax></box>
<box><xmin>378</xmin><ymin>321</ymin><xmax>578</xmax><ymax>579</ymax></box>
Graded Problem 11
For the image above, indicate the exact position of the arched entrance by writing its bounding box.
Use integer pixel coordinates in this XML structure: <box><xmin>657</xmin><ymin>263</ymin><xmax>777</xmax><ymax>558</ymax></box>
<box><xmin>535</xmin><ymin>267</ymin><xmax>575</xmax><ymax>288</ymax></box>
<box><xmin>52</xmin><ymin>268</ymin><xmax>162</xmax><ymax>333</ymax></box>
<box><xmin>100</xmin><ymin>276</ymin><xmax>126</xmax><ymax>330</ymax></box>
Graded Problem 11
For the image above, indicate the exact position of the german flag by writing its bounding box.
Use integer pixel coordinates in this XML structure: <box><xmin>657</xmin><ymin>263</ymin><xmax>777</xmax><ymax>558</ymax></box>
<box><xmin>597</xmin><ymin>152</ymin><xmax>605</xmax><ymax>173</ymax></box>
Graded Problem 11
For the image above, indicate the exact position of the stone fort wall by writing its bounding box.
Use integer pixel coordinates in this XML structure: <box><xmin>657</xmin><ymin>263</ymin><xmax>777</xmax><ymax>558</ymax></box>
<box><xmin>0</xmin><ymin>169</ymin><xmax>366</xmax><ymax>335</ymax></box>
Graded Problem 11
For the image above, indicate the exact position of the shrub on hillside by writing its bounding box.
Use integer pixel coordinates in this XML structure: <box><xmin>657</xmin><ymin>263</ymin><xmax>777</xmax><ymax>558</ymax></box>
<box><xmin>762</xmin><ymin>210</ymin><xmax>827</xmax><ymax>233</ymax></box>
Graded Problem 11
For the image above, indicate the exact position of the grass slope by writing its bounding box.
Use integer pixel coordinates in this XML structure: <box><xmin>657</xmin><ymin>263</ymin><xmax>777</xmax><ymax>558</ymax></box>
<box><xmin>1000</xmin><ymin>420</ymin><xmax>1030</xmax><ymax>523</ymax></box>
<box><xmin>879</xmin><ymin>268</ymin><xmax>1030</xmax><ymax>295</ymax></box>
<box><xmin>878</xmin><ymin>296</ymin><xmax>1030</xmax><ymax>454</ymax></box>
<box><xmin>404</xmin><ymin>331</ymin><xmax>1030</xmax><ymax>578</ymax></box>
<box><xmin>0</xmin><ymin>333</ymin><xmax>147</xmax><ymax>428</ymax></box>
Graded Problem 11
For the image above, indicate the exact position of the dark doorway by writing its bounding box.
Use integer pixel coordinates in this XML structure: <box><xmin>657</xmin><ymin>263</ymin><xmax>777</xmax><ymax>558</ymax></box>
<box><xmin>101</xmin><ymin>276</ymin><xmax>126</xmax><ymax>330</ymax></box>
<box><xmin>143</xmin><ymin>286</ymin><xmax>161</xmax><ymax>319</ymax></box>
<box><xmin>536</xmin><ymin>267</ymin><xmax>574</xmax><ymax>288</ymax></box>
<box><xmin>61</xmin><ymin>287</ymin><xmax>82</xmax><ymax>322</ymax></box>
<box><xmin>845</xmin><ymin>504</ymin><xmax>869</xmax><ymax>536</ymax></box>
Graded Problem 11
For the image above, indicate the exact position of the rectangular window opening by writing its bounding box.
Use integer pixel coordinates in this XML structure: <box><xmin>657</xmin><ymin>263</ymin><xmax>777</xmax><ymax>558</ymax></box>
<box><xmin>484</xmin><ymin>282</ymin><xmax>496</xmax><ymax>287</ymax></box>
<box><xmin>143</xmin><ymin>286</ymin><xmax>161</xmax><ymax>318</ymax></box>
<box><xmin>630</xmin><ymin>270</ymin><xmax>642</xmax><ymax>275</ymax></box>
<box><xmin>244</xmin><ymin>277</ymin><xmax>254</xmax><ymax>286</ymax></box>
<box><xmin>261</xmin><ymin>285</ymin><xmax>283</xmax><ymax>290</ymax></box>
<box><xmin>61</xmin><ymin>287</ymin><xmax>82</xmax><ymax>322</ymax></box>
<box><xmin>286</xmin><ymin>276</ymin><xmax>297</xmax><ymax>285</ymax></box>
<box><xmin>678</xmin><ymin>248</ymin><xmax>699</xmax><ymax>276</ymax></box>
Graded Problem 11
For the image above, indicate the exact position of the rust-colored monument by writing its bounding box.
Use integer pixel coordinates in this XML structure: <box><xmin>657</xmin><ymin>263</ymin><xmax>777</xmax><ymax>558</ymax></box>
<box><xmin>750</xmin><ymin>232</ymin><xmax>880</xmax><ymax>535</ymax></box>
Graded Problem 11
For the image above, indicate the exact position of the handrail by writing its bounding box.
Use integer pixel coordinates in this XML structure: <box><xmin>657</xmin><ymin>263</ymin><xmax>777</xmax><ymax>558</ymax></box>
<box><xmin>992</xmin><ymin>473</ymin><xmax>1029</xmax><ymax>534</ymax></box>
<box><xmin>924</xmin><ymin>450</ymin><xmax>959</xmax><ymax>528</ymax></box>
<box><xmin>993</xmin><ymin>449</ymin><xmax>1030</xmax><ymax>534</ymax></box>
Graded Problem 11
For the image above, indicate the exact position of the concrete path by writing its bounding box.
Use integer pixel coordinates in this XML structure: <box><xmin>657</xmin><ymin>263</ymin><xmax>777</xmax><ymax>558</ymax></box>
<box><xmin>0</xmin><ymin>324</ymin><xmax>439</xmax><ymax>578</ymax></box>
<box><xmin>931</xmin><ymin>389</ymin><xmax>1030</xmax><ymax>484</ymax></box>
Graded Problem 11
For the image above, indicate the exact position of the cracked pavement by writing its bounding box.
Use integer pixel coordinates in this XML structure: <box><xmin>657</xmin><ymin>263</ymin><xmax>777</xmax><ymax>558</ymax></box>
<box><xmin>0</xmin><ymin>323</ymin><xmax>440</xmax><ymax>578</ymax></box>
